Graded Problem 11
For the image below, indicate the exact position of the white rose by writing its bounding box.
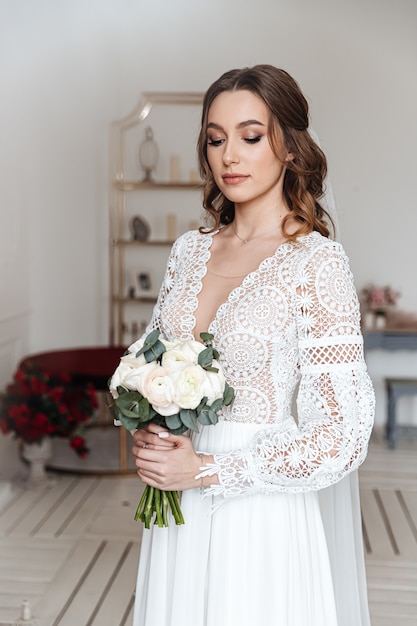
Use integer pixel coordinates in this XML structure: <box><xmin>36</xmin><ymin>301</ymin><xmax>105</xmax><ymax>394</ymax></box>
<box><xmin>201</xmin><ymin>361</ymin><xmax>226</xmax><ymax>404</ymax></box>
<box><xmin>173</xmin><ymin>364</ymin><xmax>206</xmax><ymax>410</ymax></box>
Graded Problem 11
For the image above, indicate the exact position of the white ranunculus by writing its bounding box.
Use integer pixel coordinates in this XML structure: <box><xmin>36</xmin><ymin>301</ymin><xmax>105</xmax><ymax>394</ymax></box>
<box><xmin>122</xmin><ymin>361</ymin><xmax>158</xmax><ymax>394</ymax></box>
<box><xmin>109</xmin><ymin>361</ymin><xmax>134</xmax><ymax>398</ymax></box>
<box><xmin>120</xmin><ymin>350</ymin><xmax>147</xmax><ymax>369</ymax></box>
<box><xmin>201</xmin><ymin>360</ymin><xmax>226</xmax><ymax>404</ymax></box>
<box><xmin>173</xmin><ymin>364</ymin><xmax>206</xmax><ymax>410</ymax></box>
<box><xmin>161</xmin><ymin>348</ymin><xmax>190</xmax><ymax>375</ymax></box>
<box><xmin>178</xmin><ymin>339</ymin><xmax>207</xmax><ymax>364</ymax></box>
<box><xmin>127</xmin><ymin>335</ymin><xmax>146</xmax><ymax>354</ymax></box>
<box><xmin>141</xmin><ymin>365</ymin><xmax>177</xmax><ymax>414</ymax></box>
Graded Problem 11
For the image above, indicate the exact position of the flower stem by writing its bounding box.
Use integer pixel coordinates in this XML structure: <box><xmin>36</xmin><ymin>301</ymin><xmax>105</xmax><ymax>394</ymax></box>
<box><xmin>143</xmin><ymin>486</ymin><xmax>155</xmax><ymax>529</ymax></box>
<box><xmin>134</xmin><ymin>485</ymin><xmax>149</xmax><ymax>521</ymax></box>
<box><xmin>166</xmin><ymin>490</ymin><xmax>185</xmax><ymax>525</ymax></box>
<box><xmin>154</xmin><ymin>488</ymin><xmax>164</xmax><ymax>527</ymax></box>
<box><xmin>133</xmin><ymin>485</ymin><xmax>184</xmax><ymax>527</ymax></box>
<box><xmin>161</xmin><ymin>490</ymin><xmax>169</xmax><ymax>526</ymax></box>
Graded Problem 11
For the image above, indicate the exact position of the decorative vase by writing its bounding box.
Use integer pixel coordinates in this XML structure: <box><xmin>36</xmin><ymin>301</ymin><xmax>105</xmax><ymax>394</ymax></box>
<box><xmin>374</xmin><ymin>310</ymin><xmax>387</xmax><ymax>330</ymax></box>
<box><xmin>138</xmin><ymin>126</ymin><xmax>159</xmax><ymax>182</ymax></box>
<box><xmin>22</xmin><ymin>438</ymin><xmax>52</xmax><ymax>486</ymax></box>
<box><xmin>363</xmin><ymin>311</ymin><xmax>375</xmax><ymax>330</ymax></box>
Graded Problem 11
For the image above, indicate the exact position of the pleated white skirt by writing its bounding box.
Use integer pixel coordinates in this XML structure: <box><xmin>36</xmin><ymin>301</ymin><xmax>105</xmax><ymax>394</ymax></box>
<box><xmin>133</xmin><ymin>420</ymin><xmax>370</xmax><ymax>626</ymax></box>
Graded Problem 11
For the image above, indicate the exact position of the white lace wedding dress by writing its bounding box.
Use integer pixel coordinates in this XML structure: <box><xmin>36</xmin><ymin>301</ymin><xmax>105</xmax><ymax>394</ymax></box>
<box><xmin>132</xmin><ymin>229</ymin><xmax>375</xmax><ymax>626</ymax></box>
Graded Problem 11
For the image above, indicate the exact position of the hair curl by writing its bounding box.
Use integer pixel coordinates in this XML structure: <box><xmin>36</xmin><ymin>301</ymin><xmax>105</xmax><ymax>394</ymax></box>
<box><xmin>196</xmin><ymin>64</ymin><xmax>334</xmax><ymax>240</ymax></box>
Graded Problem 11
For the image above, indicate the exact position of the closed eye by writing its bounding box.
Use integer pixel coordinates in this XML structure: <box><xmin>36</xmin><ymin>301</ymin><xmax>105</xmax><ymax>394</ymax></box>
<box><xmin>207</xmin><ymin>138</ymin><xmax>224</xmax><ymax>147</ymax></box>
<box><xmin>244</xmin><ymin>136</ymin><xmax>262</xmax><ymax>144</ymax></box>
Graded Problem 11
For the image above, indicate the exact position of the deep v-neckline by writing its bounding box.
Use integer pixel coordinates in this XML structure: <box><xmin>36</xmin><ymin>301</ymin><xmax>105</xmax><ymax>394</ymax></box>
<box><xmin>193</xmin><ymin>231</ymin><xmax>291</xmax><ymax>338</ymax></box>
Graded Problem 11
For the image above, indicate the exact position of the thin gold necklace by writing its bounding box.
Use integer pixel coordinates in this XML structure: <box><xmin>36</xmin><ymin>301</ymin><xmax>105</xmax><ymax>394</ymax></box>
<box><xmin>231</xmin><ymin>221</ymin><xmax>282</xmax><ymax>244</ymax></box>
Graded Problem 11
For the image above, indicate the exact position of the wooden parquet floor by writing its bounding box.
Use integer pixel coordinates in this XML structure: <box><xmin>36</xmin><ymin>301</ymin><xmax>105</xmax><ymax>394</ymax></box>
<box><xmin>0</xmin><ymin>430</ymin><xmax>416</xmax><ymax>626</ymax></box>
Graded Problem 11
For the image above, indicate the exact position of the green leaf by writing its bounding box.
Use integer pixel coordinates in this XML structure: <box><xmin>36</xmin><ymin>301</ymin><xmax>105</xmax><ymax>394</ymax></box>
<box><xmin>200</xmin><ymin>332</ymin><xmax>214</xmax><ymax>345</ymax></box>
<box><xmin>197</xmin><ymin>407</ymin><xmax>213</xmax><ymax>425</ymax></box>
<box><xmin>198</xmin><ymin>346</ymin><xmax>213</xmax><ymax>368</ymax></box>
<box><xmin>198</xmin><ymin>407</ymin><xmax>219</xmax><ymax>426</ymax></box>
<box><xmin>179</xmin><ymin>409</ymin><xmax>199</xmax><ymax>432</ymax></box>
<box><xmin>223</xmin><ymin>382</ymin><xmax>235</xmax><ymax>406</ymax></box>
<box><xmin>165</xmin><ymin>413</ymin><xmax>182</xmax><ymax>430</ymax></box>
<box><xmin>208</xmin><ymin>398</ymin><xmax>223</xmax><ymax>412</ymax></box>
<box><xmin>195</xmin><ymin>396</ymin><xmax>208</xmax><ymax>414</ymax></box>
<box><xmin>115</xmin><ymin>393</ymin><xmax>154</xmax><ymax>423</ymax></box>
<box><xmin>135</xmin><ymin>330</ymin><xmax>167</xmax><ymax>363</ymax></box>
<box><xmin>169</xmin><ymin>424</ymin><xmax>189</xmax><ymax>435</ymax></box>
<box><xmin>117</xmin><ymin>413</ymin><xmax>142</xmax><ymax>431</ymax></box>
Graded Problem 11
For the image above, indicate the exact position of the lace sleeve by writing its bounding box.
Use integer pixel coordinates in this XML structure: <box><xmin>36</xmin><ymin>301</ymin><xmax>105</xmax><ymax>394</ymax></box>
<box><xmin>144</xmin><ymin>237</ymin><xmax>182</xmax><ymax>335</ymax></box>
<box><xmin>201</xmin><ymin>241</ymin><xmax>375</xmax><ymax>498</ymax></box>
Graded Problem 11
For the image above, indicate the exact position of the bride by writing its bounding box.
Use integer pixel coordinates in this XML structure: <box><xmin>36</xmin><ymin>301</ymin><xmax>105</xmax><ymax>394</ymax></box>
<box><xmin>129</xmin><ymin>64</ymin><xmax>375</xmax><ymax>626</ymax></box>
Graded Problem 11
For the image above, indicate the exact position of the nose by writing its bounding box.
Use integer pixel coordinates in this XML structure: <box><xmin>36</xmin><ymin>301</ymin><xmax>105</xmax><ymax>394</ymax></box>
<box><xmin>223</xmin><ymin>141</ymin><xmax>239</xmax><ymax>165</ymax></box>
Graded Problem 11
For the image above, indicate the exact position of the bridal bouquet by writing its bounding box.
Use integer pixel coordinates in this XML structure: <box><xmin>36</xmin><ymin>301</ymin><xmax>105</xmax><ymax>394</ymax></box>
<box><xmin>108</xmin><ymin>330</ymin><xmax>234</xmax><ymax>528</ymax></box>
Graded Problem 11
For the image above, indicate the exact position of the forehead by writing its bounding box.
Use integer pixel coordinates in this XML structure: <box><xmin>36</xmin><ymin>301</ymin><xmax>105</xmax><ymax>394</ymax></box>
<box><xmin>207</xmin><ymin>89</ymin><xmax>269</xmax><ymax>124</ymax></box>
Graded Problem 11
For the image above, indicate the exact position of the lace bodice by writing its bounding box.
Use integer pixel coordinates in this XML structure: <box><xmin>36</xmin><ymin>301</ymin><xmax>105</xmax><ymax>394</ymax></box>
<box><xmin>146</xmin><ymin>229</ymin><xmax>375</xmax><ymax>498</ymax></box>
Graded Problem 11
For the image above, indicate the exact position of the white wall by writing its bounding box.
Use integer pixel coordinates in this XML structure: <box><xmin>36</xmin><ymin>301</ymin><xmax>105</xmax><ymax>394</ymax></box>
<box><xmin>0</xmin><ymin>0</ymin><xmax>416</xmax><ymax>456</ymax></box>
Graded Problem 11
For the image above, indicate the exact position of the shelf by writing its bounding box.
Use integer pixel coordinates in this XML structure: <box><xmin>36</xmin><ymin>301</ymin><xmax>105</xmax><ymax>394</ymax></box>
<box><xmin>109</xmin><ymin>91</ymin><xmax>205</xmax><ymax>346</ymax></box>
<box><xmin>111</xmin><ymin>239</ymin><xmax>174</xmax><ymax>247</ymax></box>
<box><xmin>113</xmin><ymin>180</ymin><xmax>203</xmax><ymax>191</ymax></box>
<box><xmin>112</xmin><ymin>295</ymin><xmax>157</xmax><ymax>304</ymax></box>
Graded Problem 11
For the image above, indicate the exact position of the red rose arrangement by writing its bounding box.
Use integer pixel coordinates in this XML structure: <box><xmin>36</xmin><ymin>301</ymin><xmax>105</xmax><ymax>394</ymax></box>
<box><xmin>0</xmin><ymin>360</ymin><xmax>98</xmax><ymax>457</ymax></box>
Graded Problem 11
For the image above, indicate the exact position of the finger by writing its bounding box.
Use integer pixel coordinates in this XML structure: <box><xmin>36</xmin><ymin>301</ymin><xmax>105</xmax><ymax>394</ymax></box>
<box><xmin>146</xmin><ymin>423</ymin><xmax>170</xmax><ymax>435</ymax></box>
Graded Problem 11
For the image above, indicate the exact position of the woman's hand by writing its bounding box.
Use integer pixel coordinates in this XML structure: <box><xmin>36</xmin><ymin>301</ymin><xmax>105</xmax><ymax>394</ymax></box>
<box><xmin>132</xmin><ymin>424</ymin><xmax>204</xmax><ymax>492</ymax></box>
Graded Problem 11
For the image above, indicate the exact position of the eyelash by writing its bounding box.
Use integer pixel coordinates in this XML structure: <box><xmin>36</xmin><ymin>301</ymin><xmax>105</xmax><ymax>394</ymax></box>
<box><xmin>207</xmin><ymin>136</ymin><xmax>262</xmax><ymax>147</ymax></box>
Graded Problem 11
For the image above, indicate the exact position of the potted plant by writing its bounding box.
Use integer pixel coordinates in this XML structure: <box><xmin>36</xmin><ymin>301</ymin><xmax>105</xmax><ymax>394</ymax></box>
<box><xmin>0</xmin><ymin>360</ymin><xmax>98</xmax><ymax>482</ymax></box>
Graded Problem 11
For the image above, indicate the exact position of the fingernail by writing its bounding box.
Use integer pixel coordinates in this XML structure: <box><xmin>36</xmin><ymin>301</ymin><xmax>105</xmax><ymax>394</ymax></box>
<box><xmin>158</xmin><ymin>431</ymin><xmax>170</xmax><ymax>439</ymax></box>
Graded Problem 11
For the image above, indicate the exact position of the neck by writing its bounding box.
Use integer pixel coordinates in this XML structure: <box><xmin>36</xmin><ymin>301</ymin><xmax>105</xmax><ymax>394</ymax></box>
<box><xmin>231</xmin><ymin>206</ymin><xmax>289</xmax><ymax>243</ymax></box>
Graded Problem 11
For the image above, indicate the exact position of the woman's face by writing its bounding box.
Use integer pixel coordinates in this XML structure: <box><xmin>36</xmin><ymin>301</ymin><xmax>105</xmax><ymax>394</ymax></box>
<box><xmin>206</xmin><ymin>89</ymin><xmax>291</xmax><ymax>208</ymax></box>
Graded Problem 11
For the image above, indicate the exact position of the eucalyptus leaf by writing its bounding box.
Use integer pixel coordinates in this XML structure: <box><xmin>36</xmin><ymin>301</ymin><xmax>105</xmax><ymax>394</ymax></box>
<box><xmin>117</xmin><ymin>413</ymin><xmax>142</xmax><ymax>431</ymax></box>
<box><xmin>196</xmin><ymin>397</ymin><xmax>208</xmax><ymax>414</ymax></box>
<box><xmin>223</xmin><ymin>382</ymin><xmax>235</xmax><ymax>406</ymax></box>
<box><xmin>136</xmin><ymin>329</ymin><xmax>162</xmax><ymax>359</ymax></box>
<box><xmin>197</xmin><ymin>407</ymin><xmax>213</xmax><ymax>425</ymax></box>
<box><xmin>165</xmin><ymin>413</ymin><xmax>182</xmax><ymax>430</ymax></box>
<box><xmin>209</xmin><ymin>398</ymin><xmax>223</xmax><ymax>412</ymax></box>
<box><xmin>200</xmin><ymin>332</ymin><xmax>214</xmax><ymax>344</ymax></box>
<box><xmin>198</xmin><ymin>346</ymin><xmax>213</xmax><ymax>368</ymax></box>
<box><xmin>169</xmin><ymin>424</ymin><xmax>189</xmax><ymax>435</ymax></box>
<box><xmin>143</xmin><ymin>339</ymin><xmax>166</xmax><ymax>363</ymax></box>
<box><xmin>198</xmin><ymin>408</ymin><xmax>219</xmax><ymax>426</ymax></box>
<box><xmin>116</xmin><ymin>392</ymin><xmax>143</xmax><ymax>414</ymax></box>
<box><xmin>180</xmin><ymin>409</ymin><xmax>199</xmax><ymax>432</ymax></box>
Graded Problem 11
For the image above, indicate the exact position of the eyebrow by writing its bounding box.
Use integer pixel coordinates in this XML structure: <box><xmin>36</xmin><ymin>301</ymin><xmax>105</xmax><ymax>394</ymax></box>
<box><xmin>207</xmin><ymin>119</ymin><xmax>266</xmax><ymax>131</ymax></box>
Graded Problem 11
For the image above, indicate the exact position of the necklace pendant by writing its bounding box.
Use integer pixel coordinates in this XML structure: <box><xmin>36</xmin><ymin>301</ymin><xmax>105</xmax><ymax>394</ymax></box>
<box><xmin>243</xmin><ymin>239</ymin><xmax>248</xmax><ymax>244</ymax></box>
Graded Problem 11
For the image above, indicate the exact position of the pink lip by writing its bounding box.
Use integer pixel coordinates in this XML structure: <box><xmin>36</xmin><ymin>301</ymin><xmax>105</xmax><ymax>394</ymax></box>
<box><xmin>222</xmin><ymin>174</ymin><xmax>249</xmax><ymax>184</ymax></box>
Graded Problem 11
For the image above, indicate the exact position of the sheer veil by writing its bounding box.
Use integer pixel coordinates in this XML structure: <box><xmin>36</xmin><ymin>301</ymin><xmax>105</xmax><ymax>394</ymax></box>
<box><xmin>308</xmin><ymin>127</ymin><xmax>340</xmax><ymax>241</ymax></box>
<box><xmin>309</xmin><ymin>128</ymin><xmax>370</xmax><ymax>626</ymax></box>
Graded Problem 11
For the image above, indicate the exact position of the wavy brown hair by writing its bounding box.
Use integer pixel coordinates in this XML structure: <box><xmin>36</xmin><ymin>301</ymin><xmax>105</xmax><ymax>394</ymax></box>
<box><xmin>197</xmin><ymin>65</ymin><xmax>334</xmax><ymax>240</ymax></box>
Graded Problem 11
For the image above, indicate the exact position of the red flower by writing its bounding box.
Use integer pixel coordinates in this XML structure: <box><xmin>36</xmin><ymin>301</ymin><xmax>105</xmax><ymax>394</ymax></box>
<box><xmin>1</xmin><ymin>362</ymin><xmax>96</xmax><ymax>457</ymax></box>
<box><xmin>33</xmin><ymin>413</ymin><xmax>48</xmax><ymax>428</ymax></box>
<box><xmin>70</xmin><ymin>435</ymin><xmax>85</xmax><ymax>449</ymax></box>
